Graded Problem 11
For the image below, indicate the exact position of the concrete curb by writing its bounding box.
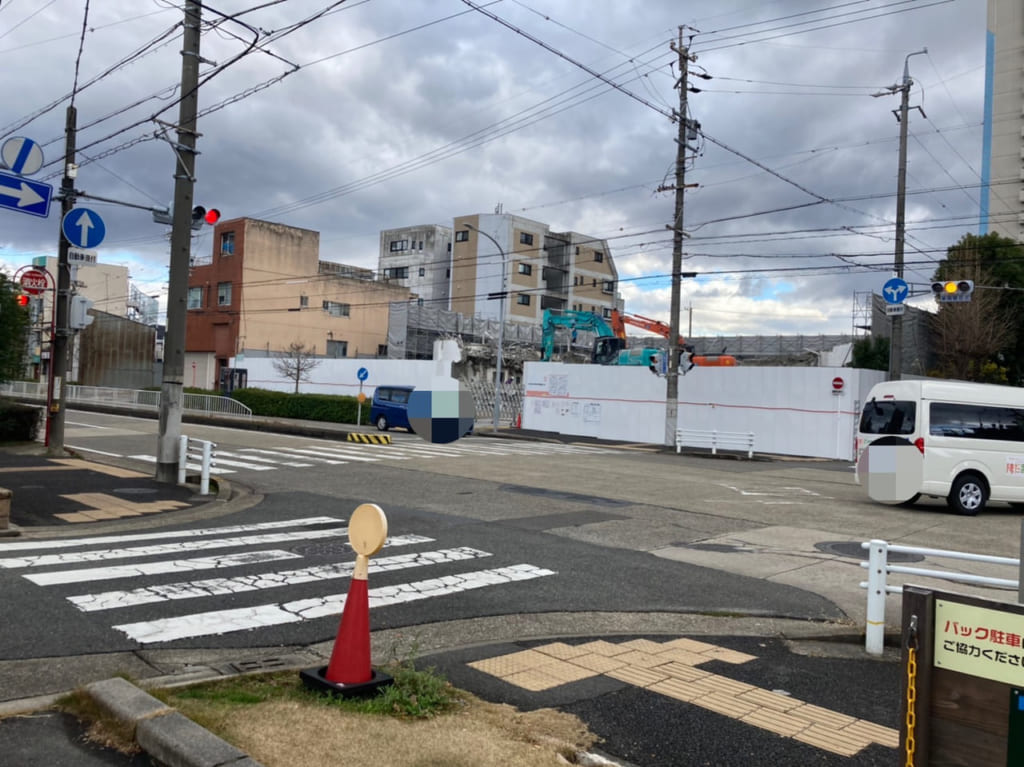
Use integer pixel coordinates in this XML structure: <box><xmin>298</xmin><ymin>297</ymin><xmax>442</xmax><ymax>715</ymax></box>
<box><xmin>86</xmin><ymin>677</ymin><xmax>265</xmax><ymax>767</ymax></box>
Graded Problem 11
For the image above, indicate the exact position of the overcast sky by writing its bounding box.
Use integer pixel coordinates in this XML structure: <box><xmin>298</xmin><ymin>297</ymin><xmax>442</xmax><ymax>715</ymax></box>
<box><xmin>0</xmin><ymin>0</ymin><xmax>989</xmax><ymax>336</ymax></box>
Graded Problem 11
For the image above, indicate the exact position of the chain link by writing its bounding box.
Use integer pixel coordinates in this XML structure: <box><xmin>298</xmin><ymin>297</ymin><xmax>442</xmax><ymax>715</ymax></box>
<box><xmin>905</xmin><ymin>620</ymin><xmax>919</xmax><ymax>767</ymax></box>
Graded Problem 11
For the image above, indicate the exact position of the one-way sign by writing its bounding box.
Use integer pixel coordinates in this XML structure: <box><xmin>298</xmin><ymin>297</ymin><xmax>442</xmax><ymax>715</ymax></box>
<box><xmin>0</xmin><ymin>169</ymin><xmax>52</xmax><ymax>218</ymax></box>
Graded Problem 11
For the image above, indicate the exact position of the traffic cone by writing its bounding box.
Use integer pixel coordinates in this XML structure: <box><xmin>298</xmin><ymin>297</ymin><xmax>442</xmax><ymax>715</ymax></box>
<box><xmin>516</xmin><ymin>412</ymin><xmax>522</xmax><ymax>429</ymax></box>
<box><xmin>325</xmin><ymin>563</ymin><xmax>371</xmax><ymax>684</ymax></box>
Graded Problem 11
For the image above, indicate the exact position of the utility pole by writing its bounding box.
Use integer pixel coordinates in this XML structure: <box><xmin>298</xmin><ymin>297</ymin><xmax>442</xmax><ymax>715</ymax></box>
<box><xmin>664</xmin><ymin>28</ymin><xmax>694</xmax><ymax>447</ymax></box>
<box><xmin>156</xmin><ymin>0</ymin><xmax>203</xmax><ymax>482</ymax></box>
<box><xmin>46</xmin><ymin>105</ymin><xmax>77</xmax><ymax>456</ymax></box>
<box><xmin>876</xmin><ymin>48</ymin><xmax>926</xmax><ymax>382</ymax></box>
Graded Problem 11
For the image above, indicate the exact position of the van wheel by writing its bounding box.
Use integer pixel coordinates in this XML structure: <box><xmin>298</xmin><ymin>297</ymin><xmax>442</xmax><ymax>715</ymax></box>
<box><xmin>376</xmin><ymin>415</ymin><xmax>389</xmax><ymax>431</ymax></box>
<box><xmin>947</xmin><ymin>473</ymin><xmax>987</xmax><ymax>516</ymax></box>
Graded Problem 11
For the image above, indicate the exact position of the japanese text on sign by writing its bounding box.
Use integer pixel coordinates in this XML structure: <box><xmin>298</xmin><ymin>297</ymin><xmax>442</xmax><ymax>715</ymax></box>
<box><xmin>935</xmin><ymin>600</ymin><xmax>1024</xmax><ymax>686</ymax></box>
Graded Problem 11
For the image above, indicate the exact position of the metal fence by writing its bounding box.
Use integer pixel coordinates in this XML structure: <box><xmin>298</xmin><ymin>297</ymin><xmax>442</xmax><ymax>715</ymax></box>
<box><xmin>0</xmin><ymin>383</ymin><xmax>252</xmax><ymax>418</ymax></box>
<box><xmin>463</xmin><ymin>380</ymin><xmax>523</xmax><ymax>425</ymax></box>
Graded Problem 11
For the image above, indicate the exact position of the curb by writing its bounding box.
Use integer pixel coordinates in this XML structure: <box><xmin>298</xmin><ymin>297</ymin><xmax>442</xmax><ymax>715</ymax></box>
<box><xmin>86</xmin><ymin>677</ymin><xmax>265</xmax><ymax>767</ymax></box>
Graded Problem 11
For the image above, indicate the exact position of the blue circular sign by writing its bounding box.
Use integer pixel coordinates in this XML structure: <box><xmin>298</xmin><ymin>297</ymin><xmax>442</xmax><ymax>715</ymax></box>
<box><xmin>62</xmin><ymin>207</ymin><xmax>106</xmax><ymax>249</ymax></box>
<box><xmin>882</xmin><ymin>277</ymin><xmax>909</xmax><ymax>305</ymax></box>
<box><xmin>357</xmin><ymin>367</ymin><xmax>369</xmax><ymax>382</ymax></box>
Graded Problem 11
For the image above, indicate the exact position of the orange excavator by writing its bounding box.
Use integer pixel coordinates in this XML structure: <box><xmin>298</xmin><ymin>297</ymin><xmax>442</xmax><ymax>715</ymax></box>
<box><xmin>609</xmin><ymin>309</ymin><xmax>738</xmax><ymax>368</ymax></box>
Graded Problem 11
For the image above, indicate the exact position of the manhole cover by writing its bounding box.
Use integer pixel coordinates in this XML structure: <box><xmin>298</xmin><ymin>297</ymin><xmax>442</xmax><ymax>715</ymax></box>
<box><xmin>113</xmin><ymin>487</ymin><xmax>159</xmax><ymax>496</ymax></box>
<box><xmin>291</xmin><ymin>541</ymin><xmax>351</xmax><ymax>558</ymax></box>
<box><xmin>815</xmin><ymin>541</ymin><xmax>924</xmax><ymax>563</ymax></box>
<box><xmin>679</xmin><ymin>543</ymin><xmax>750</xmax><ymax>554</ymax></box>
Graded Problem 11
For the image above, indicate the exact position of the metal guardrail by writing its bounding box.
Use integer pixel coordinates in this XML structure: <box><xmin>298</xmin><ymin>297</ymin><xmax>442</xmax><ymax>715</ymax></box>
<box><xmin>178</xmin><ymin>435</ymin><xmax>215</xmax><ymax>496</ymax></box>
<box><xmin>860</xmin><ymin>538</ymin><xmax>1020</xmax><ymax>655</ymax></box>
<box><xmin>676</xmin><ymin>428</ymin><xmax>755</xmax><ymax>458</ymax></box>
<box><xmin>0</xmin><ymin>383</ymin><xmax>252</xmax><ymax>418</ymax></box>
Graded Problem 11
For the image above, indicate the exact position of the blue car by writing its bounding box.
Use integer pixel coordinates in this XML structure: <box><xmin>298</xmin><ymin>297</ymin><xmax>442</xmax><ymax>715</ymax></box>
<box><xmin>370</xmin><ymin>385</ymin><xmax>414</xmax><ymax>432</ymax></box>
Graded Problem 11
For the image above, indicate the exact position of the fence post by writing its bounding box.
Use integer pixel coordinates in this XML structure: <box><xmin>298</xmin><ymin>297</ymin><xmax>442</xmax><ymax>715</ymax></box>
<box><xmin>746</xmin><ymin>433</ymin><xmax>754</xmax><ymax>459</ymax></box>
<box><xmin>865</xmin><ymin>538</ymin><xmax>889</xmax><ymax>655</ymax></box>
<box><xmin>711</xmin><ymin>430</ymin><xmax>718</xmax><ymax>456</ymax></box>
<box><xmin>201</xmin><ymin>440</ymin><xmax>212</xmax><ymax>496</ymax></box>
<box><xmin>177</xmin><ymin>435</ymin><xmax>188</xmax><ymax>486</ymax></box>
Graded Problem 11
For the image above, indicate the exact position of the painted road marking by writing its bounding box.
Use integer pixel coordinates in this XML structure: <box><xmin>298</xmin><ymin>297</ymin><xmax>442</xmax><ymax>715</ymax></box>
<box><xmin>112</xmin><ymin>563</ymin><xmax>556</xmax><ymax>643</ymax></box>
<box><xmin>469</xmin><ymin>637</ymin><xmax>897</xmax><ymax>757</ymax></box>
<box><xmin>0</xmin><ymin>516</ymin><xmax>342</xmax><ymax>552</ymax></box>
<box><xmin>68</xmin><ymin>546</ymin><xmax>492</xmax><ymax>611</ymax></box>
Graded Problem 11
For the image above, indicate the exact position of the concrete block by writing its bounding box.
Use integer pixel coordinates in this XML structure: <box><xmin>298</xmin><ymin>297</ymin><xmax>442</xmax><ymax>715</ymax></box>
<box><xmin>85</xmin><ymin>678</ymin><xmax>172</xmax><ymax>732</ymax></box>
<box><xmin>0</xmin><ymin>487</ymin><xmax>10</xmax><ymax>529</ymax></box>
<box><xmin>136</xmin><ymin>711</ymin><xmax>264</xmax><ymax>767</ymax></box>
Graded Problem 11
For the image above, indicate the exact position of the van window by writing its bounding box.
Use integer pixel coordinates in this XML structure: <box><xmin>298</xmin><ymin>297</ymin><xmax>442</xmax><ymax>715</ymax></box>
<box><xmin>391</xmin><ymin>389</ymin><xmax>410</xmax><ymax>404</ymax></box>
<box><xmin>929</xmin><ymin>402</ymin><xmax>1024</xmax><ymax>441</ymax></box>
<box><xmin>859</xmin><ymin>400</ymin><xmax>915</xmax><ymax>435</ymax></box>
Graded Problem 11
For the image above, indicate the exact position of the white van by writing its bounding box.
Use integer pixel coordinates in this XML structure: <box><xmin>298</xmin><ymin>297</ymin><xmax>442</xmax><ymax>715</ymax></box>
<box><xmin>855</xmin><ymin>379</ymin><xmax>1024</xmax><ymax>515</ymax></box>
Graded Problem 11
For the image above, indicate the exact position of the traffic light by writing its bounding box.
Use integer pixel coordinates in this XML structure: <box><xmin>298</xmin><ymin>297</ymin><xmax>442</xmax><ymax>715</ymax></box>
<box><xmin>15</xmin><ymin>294</ymin><xmax>29</xmax><ymax>307</ymax></box>
<box><xmin>192</xmin><ymin>206</ymin><xmax>220</xmax><ymax>230</ymax></box>
<box><xmin>69</xmin><ymin>295</ymin><xmax>94</xmax><ymax>329</ymax></box>
<box><xmin>931</xmin><ymin>280</ymin><xmax>974</xmax><ymax>303</ymax></box>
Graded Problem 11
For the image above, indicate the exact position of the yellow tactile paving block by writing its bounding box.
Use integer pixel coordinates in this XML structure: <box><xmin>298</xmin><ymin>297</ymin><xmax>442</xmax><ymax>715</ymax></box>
<box><xmin>686</xmin><ymin>674</ymin><xmax>754</xmax><ymax>698</ymax></box>
<box><xmin>500</xmin><ymin>670</ymin><xmax>563</xmax><ymax>692</ymax></box>
<box><xmin>787</xmin><ymin>703</ymin><xmax>857</xmax><ymax>730</ymax></box>
<box><xmin>605</xmin><ymin>665</ymin><xmax>670</xmax><ymax>688</ymax></box>
<box><xmin>566</xmin><ymin>653</ymin><xmax>628</xmax><ymax>674</ymax></box>
<box><xmin>740</xmin><ymin>708</ymin><xmax>813</xmax><ymax>738</ymax></box>
<box><xmin>618</xmin><ymin>638</ymin><xmax>670</xmax><ymax>654</ymax></box>
<box><xmin>56</xmin><ymin>510</ymin><xmax>129</xmax><ymax>522</ymax></box>
<box><xmin>469</xmin><ymin>649</ymin><xmax>553</xmax><ymax>677</ymax></box>
<box><xmin>611</xmin><ymin>650</ymin><xmax>673</xmax><ymax>669</ymax></box>
<box><xmin>538</xmin><ymin>661</ymin><xmax>599</xmax><ymax>685</ymax></box>
<box><xmin>694</xmin><ymin>692</ymin><xmax>758</xmax><ymax>719</ymax></box>
<box><xmin>793</xmin><ymin>724</ymin><xmax>869</xmax><ymax>757</ymax></box>
<box><xmin>653</xmin><ymin>647</ymin><xmax>710</xmax><ymax>666</ymax></box>
<box><xmin>662</xmin><ymin>637</ymin><xmax>722</xmax><ymax>654</ymax></box>
<box><xmin>49</xmin><ymin>459</ymin><xmax>147</xmax><ymax>478</ymax></box>
<box><xmin>839</xmin><ymin>719</ymin><xmax>900</xmax><ymax>748</ymax></box>
<box><xmin>698</xmin><ymin>647</ymin><xmax>758</xmax><ymax>665</ymax></box>
<box><xmin>536</xmin><ymin>642</ymin><xmax>591</xmax><ymax>660</ymax></box>
<box><xmin>649</xmin><ymin>677</ymin><xmax>703</xmax><ymax>703</ymax></box>
<box><xmin>654</xmin><ymin>661</ymin><xmax>712</xmax><ymax>682</ymax></box>
<box><xmin>62</xmin><ymin>493</ymin><xmax>139</xmax><ymax>511</ymax></box>
<box><xmin>572</xmin><ymin>640</ymin><xmax>633</xmax><ymax>657</ymax></box>
<box><xmin>736</xmin><ymin>687</ymin><xmax>804</xmax><ymax>712</ymax></box>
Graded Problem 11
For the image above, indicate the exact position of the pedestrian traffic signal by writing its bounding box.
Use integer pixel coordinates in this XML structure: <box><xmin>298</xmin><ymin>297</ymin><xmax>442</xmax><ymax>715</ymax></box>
<box><xmin>191</xmin><ymin>206</ymin><xmax>220</xmax><ymax>230</ymax></box>
<box><xmin>15</xmin><ymin>294</ymin><xmax>29</xmax><ymax>307</ymax></box>
<box><xmin>931</xmin><ymin>280</ymin><xmax>974</xmax><ymax>303</ymax></box>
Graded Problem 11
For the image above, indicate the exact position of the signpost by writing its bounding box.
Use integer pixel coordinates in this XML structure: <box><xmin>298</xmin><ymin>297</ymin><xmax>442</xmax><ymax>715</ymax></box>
<box><xmin>61</xmin><ymin>208</ymin><xmax>106</xmax><ymax>249</ymax></box>
<box><xmin>357</xmin><ymin>367</ymin><xmax>369</xmax><ymax>426</ymax></box>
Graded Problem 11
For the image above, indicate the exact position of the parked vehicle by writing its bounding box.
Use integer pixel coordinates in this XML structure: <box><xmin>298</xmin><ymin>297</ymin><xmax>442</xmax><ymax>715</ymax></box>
<box><xmin>370</xmin><ymin>385</ymin><xmax>414</xmax><ymax>431</ymax></box>
<box><xmin>855</xmin><ymin>379</ymin><xmax>1024</xmax><ymax>515</ymax></box>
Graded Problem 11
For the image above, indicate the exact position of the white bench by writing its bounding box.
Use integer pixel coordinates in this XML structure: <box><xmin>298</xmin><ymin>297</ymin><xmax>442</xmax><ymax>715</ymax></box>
<box><xmin>675</xmin><ymin>428</ymin><xmax>755</xmax><ymax>459</ymax></box>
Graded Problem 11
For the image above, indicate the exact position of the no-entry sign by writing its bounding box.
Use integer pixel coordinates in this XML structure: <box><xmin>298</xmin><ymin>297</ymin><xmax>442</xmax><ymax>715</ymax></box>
<box><xmin>832</xmin><ymin>376</ymin><xmax>845</xmax><ymax>392</ymax></box>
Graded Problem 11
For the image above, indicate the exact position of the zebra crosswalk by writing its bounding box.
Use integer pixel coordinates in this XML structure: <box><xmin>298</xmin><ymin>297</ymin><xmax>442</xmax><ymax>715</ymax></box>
<box><xmin>0</xmin><ymin>516</ymin><xmax>556</xmax><ymax>647</ymax></box>
<box><xmin>106</xmin><ymin>438</ymin><xmax>615</xmax><ymax>476</ymax></box>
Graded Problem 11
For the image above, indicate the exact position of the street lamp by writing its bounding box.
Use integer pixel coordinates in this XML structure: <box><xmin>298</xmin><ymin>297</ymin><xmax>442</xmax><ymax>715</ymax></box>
<box><xmin>463</xmin><ymin>222</ymin><xmax>506</xmax><ymax>430</ymax></box>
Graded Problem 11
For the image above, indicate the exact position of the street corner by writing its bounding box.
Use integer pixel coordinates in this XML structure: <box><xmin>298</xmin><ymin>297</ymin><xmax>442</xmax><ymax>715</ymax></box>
<box><xmin>425</xmin><ymin>634</ymin><xmax>901</xmax><ymax>767</ymax></box>
<box><xmin>0</xmin><ymin>454</ymin><xmax>209</xmax><ymax>526</ymax></box>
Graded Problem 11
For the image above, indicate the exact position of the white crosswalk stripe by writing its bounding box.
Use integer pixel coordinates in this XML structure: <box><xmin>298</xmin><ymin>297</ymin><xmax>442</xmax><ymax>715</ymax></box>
<box><xmin>4</xmin><ymin>518</ymin><xmax>557</xmax><ymax>645</ymax></box>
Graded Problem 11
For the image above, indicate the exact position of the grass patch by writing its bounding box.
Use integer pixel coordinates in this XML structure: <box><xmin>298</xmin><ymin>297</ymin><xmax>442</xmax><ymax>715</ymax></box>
<box><xmin>55</xmin><ymin>688</ymin><xmax>140</xmax><ymax>755</ymax></box>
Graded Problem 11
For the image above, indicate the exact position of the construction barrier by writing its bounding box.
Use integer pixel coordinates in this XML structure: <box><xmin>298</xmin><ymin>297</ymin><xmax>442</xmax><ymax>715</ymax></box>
<box><xmin>346</xmin><ymin>433</ymin><xmax>392</xmax><ymax>445</ymax></box>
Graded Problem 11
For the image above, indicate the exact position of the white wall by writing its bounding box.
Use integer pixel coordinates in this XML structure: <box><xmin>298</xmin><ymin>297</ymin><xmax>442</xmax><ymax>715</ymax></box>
<box><xmin>522</xmin><ymin>362</ymin><xmax>887</xmax><ymax>460</ymax></box>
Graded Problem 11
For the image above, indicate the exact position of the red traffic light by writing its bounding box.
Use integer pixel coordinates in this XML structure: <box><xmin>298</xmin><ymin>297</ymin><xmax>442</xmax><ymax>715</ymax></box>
<box><xmin>15</xmin><ymin>294</ymin><xmax>29</xmax><ymax>307</ymax></box>
<box><xmin>204</xmin><ymin>208</ymin><xmax>220</xmax><ymax>225</ymax></box>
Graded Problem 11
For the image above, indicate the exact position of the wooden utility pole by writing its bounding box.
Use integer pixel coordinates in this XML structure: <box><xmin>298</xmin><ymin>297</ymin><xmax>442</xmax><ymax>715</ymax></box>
<box><xmin>665</xmin><ymin>29</ymin><xmax>693</xmax><ymax>446</ymax></box>
<box><xmin>156</xmin><ymin>0</ymin><xmax>203</xmax><ymax>482</ymax></box>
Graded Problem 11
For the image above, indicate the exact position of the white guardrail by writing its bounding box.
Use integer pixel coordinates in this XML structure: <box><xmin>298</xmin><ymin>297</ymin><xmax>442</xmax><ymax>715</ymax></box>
<box><xmin>0</xmin><ymin>382</ymin><xmax>252</xmax><ymax>418</ymax></box>
<box><xmin>675</xmin><ymin>428</ymin><xmax>755</xmax><ymax>458</ymax></box>
<box><xmin>860</xmin><ymin>538</ymin><xmax>1020</xmax><ymax>655</ymax></box>
<box><xmin>178</xmin><ymin>436</ymin><xmax>216</xmax><ymax>496</ymax></box>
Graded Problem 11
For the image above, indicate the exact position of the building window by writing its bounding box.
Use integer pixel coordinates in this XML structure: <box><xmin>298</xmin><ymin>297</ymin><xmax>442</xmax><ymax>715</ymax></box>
<box><xmin>602</xmin><ymin>307</ymin><xmax>612</xmax><ymax>319</ymax></box>
<box><xmin>217</xmin><ymin>282</ymin><xmax>231</xmax><ymax>306</ymax></box>
<box><xmin>446</xmin><ymin>268</ymin><xmax>451</xmax><ymax>278</ymax></box>
<box><xmin>326</xmin><ymin>339</ymin><xmax>348</xmax><ymax>358</ymax></box>
<box><xmin>519</xmin><ymin>232</ymin><xmax>534</xmax><ymax>246</ymax></box>
<box><xmin>220</xmin><ymin>232</ymin><xmax>235</xmax><ymax>256</ymax></box>
<box><xmin>592</xmin><ymin>279</ymin><xmax>597</xmax><ymax>288</ymax></box>
<box><xmin>517</xmin><ymin>294</ymin><xmax>531</xmax><ymax>306</ymax></box>
<box><xmin>389</xmin><ymin>239</ymin><xmax>409</xmax><ymax>252</ymax></box>
<box><xmin>518</xmin><ymin>263</ymin><xmax>532</xmax><ymax>276</ymax></box>
<box><xmin>418</xmin><ymin>241</ymin><xmax>423</xmax><ymax>250</ymax></box>
<box><xmin>602</xmin><ymin>280</ymin><xmax>615</xmax><ymax>294</ymax></box>
<box><xmin>417</xmin><ymin>298</ymin><xmax>424</xmax><ymax>306</ymax></box>
<box><xmin>383</xmin><ymin>266</ymin><xmax>409</xmax><ymax>280</ymax></box>
<box><xmin>377</xmin><ymin>344</ymin><xmax>387</xmax><ymax>356</ymax></box>
<box><xmin>594</xmin><ymin>250</ymin><xmax>604</xmax><ymax>263</ymax></box>
<box><xmin>455</xmin><ymin>230</ymin><xmax>469</xmax><ymax>242</ymax></box>
<box><xmin>187</xmin><ymin>286</ymin><xmax>203</xmax><ymax>310</ymax></box>
<box><xmin>322</xmin><ymin>301</ymin><xmax>351</xmax><ymax>317</ymax></box>
<box><xmin>418</xmin><ymin>267</ymin><xmax>426</xmax><ymax>277</ymax></box>
<box><xmin>575</xmin><ymin>246</ymin><xmax>580</xmax><ymax>255</ymax></box>
<box><xmin>299</xmin><ymin>295</ymin><xmax>309</xmax><ymax>308</ymax></box>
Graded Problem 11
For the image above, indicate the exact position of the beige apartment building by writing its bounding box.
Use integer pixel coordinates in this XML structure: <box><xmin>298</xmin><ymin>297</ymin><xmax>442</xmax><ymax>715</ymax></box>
<box><xmin>984</xmin><ymin>0</ymin><xmax>1024</xmax><ymax>240</ymax></box>
<box><xmin>185</xmin><ymin>217</ymin><xmax>412</xmax><ymax>390</ymax></box>
<box><xmin>450</xmin><ymin>212</ymin><xmax>621</xmax><ymax>326</ymax></box>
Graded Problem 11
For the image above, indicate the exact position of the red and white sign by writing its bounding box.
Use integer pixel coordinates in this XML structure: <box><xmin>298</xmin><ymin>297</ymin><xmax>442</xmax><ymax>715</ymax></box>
<box><xmin>19</xmin><ymin>268</ymin><xmax>48</xmax><ymax>295</ymax></box>
<box><xmin>831</xmin><ymin>376</ymin><xmax>845</xmax><ymax>392</ymax></box>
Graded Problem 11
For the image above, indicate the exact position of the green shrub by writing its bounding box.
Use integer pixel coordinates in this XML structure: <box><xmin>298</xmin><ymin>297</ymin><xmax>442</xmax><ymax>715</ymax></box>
<box><xmin>0</xmin><ymin>398</ymin><xmax>41</xmax><ymax>442</ymax></box>
<box><xmin>231</xmin><ymin>388</ymin><xmax>360</xmax><ymax>424</ymax></box>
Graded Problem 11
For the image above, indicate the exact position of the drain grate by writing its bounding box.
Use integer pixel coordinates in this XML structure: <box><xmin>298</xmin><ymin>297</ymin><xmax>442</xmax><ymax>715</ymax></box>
<box><xmin>228</xmin><ymin>657</ymin><xmax>294</xmax><ymax>674</ymax></box>
<box><xmin>291</xmin><ymin>541</ymin><xmax>352</xmax><ymax>558</ymax></box>
<box><xmin>815</xmin><ymin>541</ymin><xmax>924</xmax><ymax>563</ymax></box>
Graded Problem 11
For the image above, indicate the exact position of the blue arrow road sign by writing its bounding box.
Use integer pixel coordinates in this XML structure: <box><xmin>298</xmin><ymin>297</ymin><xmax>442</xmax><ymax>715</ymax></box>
<box><xmin>62</xmin><ymin>208</ymin><xmax>106</xmax><ymax>249</ymax></box>
<box><xmin>882</xmin><ymin>277</ymin><xmax>909</xmax><ymax>305</ymax></box>
<box><xmin>0</xmin><ymin>169</ymin><xmax>52</xmax><ymax>218</ymax></box>
<box><xmin>357</xmin><ymin>367</ymin><xmax>369</xmax><ymax>382</ymax></box>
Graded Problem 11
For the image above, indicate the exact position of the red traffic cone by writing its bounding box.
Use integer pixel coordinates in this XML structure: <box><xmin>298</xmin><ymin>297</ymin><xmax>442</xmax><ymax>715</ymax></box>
<box><xmin>325</xmin><ymin>567</ymin><xmax>371</xmax><ymax>684</ymax></box>
<box><xmin>516</xmin><ymin>412</ymin><xmax>522</xmax><ymax>429</ymax></box>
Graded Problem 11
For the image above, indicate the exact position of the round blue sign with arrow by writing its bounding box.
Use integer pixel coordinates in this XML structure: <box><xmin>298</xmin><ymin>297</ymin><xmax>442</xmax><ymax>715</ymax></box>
<box><xmin>62</xmin><ymin>208</ymin><xmax>106</xmax><ymax>249</ymax></box>
<box><xmin>882</xmin><ymin>277</ymin><xmax>909</xmax><ymax>305</ymax></box>
<box><xmin>357</xmin><ymin>367</ymin><xmax>369</xmax><ymax>382</ymax></box>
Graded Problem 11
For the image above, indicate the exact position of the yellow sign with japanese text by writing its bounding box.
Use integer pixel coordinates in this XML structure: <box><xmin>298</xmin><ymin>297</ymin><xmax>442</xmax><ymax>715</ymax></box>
<box><xmin>934</xmin><ymin>600</ymin><xmax>1024</xmax><ymax>686</ymax></box>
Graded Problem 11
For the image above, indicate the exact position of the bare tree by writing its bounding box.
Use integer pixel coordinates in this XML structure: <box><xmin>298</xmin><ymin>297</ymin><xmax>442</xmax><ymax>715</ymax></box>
<box><xmin>272</xmin><ymin>342</ymin><xmax>321</xmax><ymax>393</ymax></box>
<box><xmin>931</xmin><ymin>270</ymin><xmax>1016</xmax><ymax>382</ymax></box>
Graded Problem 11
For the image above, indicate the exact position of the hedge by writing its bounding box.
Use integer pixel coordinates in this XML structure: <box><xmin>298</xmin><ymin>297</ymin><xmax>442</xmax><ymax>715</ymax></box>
<box><xmin>230</xmin><ymin>388</ymin><xmax>360</xmax><ymax>424</ymax></box>
<box><xmin>0</xmin><ymin>399</ymin><xmax>41</xmax><ymax>442</ymax></box>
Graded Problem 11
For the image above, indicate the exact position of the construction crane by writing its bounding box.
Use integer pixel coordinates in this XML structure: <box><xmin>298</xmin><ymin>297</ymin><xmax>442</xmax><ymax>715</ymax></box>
<box><xmin>610</xmin><ymin>309</ymin><xmax>738</xmax><ymax>368</ymax></box>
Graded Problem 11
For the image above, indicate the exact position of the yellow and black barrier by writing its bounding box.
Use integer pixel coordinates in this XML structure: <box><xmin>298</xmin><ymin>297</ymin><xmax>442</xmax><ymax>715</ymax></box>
<box><xmin>346</xmin><ymin>433</ymin><xmax>391</xmax><ymax>445</ymax></box>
